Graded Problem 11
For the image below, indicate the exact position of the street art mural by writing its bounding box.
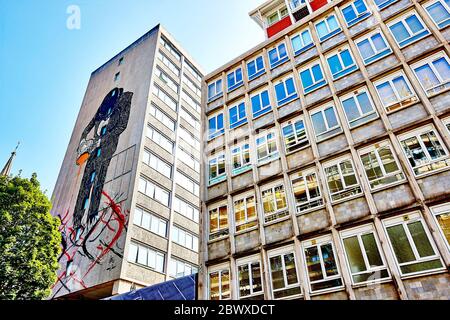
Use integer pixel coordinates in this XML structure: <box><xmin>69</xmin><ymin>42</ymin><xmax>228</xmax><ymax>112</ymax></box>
<box><xmin>51</xmin><ymin>88</ymin><xmax>134</xmax><ymax>298</ymax></box>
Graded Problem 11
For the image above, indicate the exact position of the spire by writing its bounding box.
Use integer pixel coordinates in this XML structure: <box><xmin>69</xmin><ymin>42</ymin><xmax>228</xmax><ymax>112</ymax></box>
<box><xmin>1</xmin><ymin>142</ymin><xmax>19</xmax><ymax>177</ymax></box>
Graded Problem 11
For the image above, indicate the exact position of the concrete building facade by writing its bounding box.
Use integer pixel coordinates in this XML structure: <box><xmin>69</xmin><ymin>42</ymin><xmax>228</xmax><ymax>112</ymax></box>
<box><xmin>199</xmin><ymin>0</ymin><xmax>450</xmax><ymax>300</ymax></box>
<box><xmin>51</xmin><ymin>25</ymin><xmax>204</xmax><ymax>299</ymax></box>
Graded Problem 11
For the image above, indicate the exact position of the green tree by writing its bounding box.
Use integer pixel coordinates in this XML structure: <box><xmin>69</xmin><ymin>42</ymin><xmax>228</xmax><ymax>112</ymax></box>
<box><xmin>0</xmin><ymin>173</ymin><xmax>61</xmax><ymax>300</ymax></box>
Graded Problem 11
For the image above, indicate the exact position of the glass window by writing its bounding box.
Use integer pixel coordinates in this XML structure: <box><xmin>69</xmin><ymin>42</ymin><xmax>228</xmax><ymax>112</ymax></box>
<box><xmin>181</xmin><ymin>90</ymin><xmax>201</xmax><ymax>113</ymax></box>
<box><xmin>160</xmin><ymin>37</ymin><xmax>181</xmax><ymax>61</ymax></box>
<box><xmin>179</xmin><ymin>126</ymin><xmax>200</xmax><ymax>150</ymax></box>
<box><xmin>172</xmin><ymin>225</ymin><xmax>199</xmax><ymax>251</ymax></box>
<box><xmin>290</xmin><ymin>169</ymin><xmax>323</xmax><ymax>213</ymax></box>
<box><xmin>185</xmin><ymin>61</ymin><xmax>202</xmax><ymax>82</ymax></box>
<box><xmin>175</xmin><ymin>171</ymin><xmax>199</xmax><ymax>196</ymax></box>
<box><xmin>209</xmin><ymin>268</ymin><xmax>230</xmax><ymax>300</ymax></box>
<box><xmin>425</xmin><ymin>0</ymin><xmax>450</xmax><ymax>29</ymax></box>
<box><xmin>256</xmin><ymin>132</ymin><xmax>279</xmax><ymax>164</ymax></box>
<box><xmin>355</xmin><ymin>30</ymin><xmax>392</xmax><ymax>65</ymax></box>
<box><xmin>341</xmin><ymin>225</ymin><xmax>390</xmax><ymax>284</ymax></box>
<box><xmin>388</xmin><ymin>11</ymin><xmax>430</xmax><ymax>48</ymax></box>
<box><xmin>340</xmin><ymin>88</ymin><xmax>377</xmax><ymax>128</ymax></box>
<box><xmin>291</xmin><ymin>28</ymin><xmax>313</xmax><ymax>55</ymax></box>
<box><xmin>133</xmin><ymin>207</ymin><xmax>167</xmax><ymax>237</ymax></box>
<box><xmin>268</xmin><ymin>249</ymin><xmax>302</xmax><ymax>299</ymax></box>
<box><xmin>149</xmin><ymin>104</ymin><xmax>175</xmax><ymax>131</ymax></box>
<box><xmin>324</xmin><ymin>157</ymin><xmax>362</xmax><ymax>202</ymax></box>
<box><xmin>227</xmin><ymin>68</ymin><xmax>243</xmax><ymax>91</ymax></box>
<box><xmin>267</xmin><ymin>6</ymin><xmax>289</xmax><ymax>25</ymax></box>
<box><xmin>142</xmin><ymin>150</ymin><xmax>172</xmax><ymax>178</ymax></box>
<box><xmin>412</xmin><ymin>52</ymin><xmax>450</xmax><ymax>96</ymax></box>
<box><xmin>237</xmin><ymin>259</ymin><xmax>264</xmax><ymax>299</ymax></box>
<box><xmin>251</xmin><ymin>89</ymin><xmax>271</xmax><ymax>118</ymax></box>
<box><xmin>247</xmin><ymin>56</ymin><xmax>265</xmax><ymax>80</ymax></box>
<box><xmin>373</xmin><ymin>0</ymin><xmax>397</xmax><ymax>9</ymax></box>
<box><xmin>209</xmin><ymin>205</ymin><xmax>228</xmax><ymax>240</ymax></box>
<box><xmin>310</xmin><ymin>105</ymin><xmax>342</xmax><ymax>141</ymax></box>
<box><xmin>208</xmin><ymin>78</ymin><xmax>223</xmax><ymax>101</ymax></box>
<box><xmin>303</xmin><ymin>237</ymin><xmax>343</xmax><ymax>293</ymax></box>
<box><xmin>231</xmin><ymin>143</ymin><xmax>251</xmax><ymax>176</ymax></box>
<box><xmin>209</xmin><ymin>153</ymin><xmax>226</xmax><ymax>185</ymax></box>
<box><xmin>268</xmin><ymin>43</ymin><xmax>289</xmax><ymax>68</ymax></box>
<box><xmin>399</xmin><ymin>126</ymin><xmax>450</xmax><ymax>176</ymax></box>
<box><xmin>383</xmin><ymin>213</ymin><xmax>444</xmax><ymax>276</ymax></box>
<box><xmin>274</xmin><ymin>76</ymin><xmax>298</xmax><ymax>106</ymax></box>
<box><xmin>182</xmin><ymin>74</ymin><xmax>201</xmax><ymax>98</ymax></box>
<box><xmin>374</xmin><ymin>71</ymin><xmax>417</xmax><ymax>112</ymax></box>
<box><xmin>299</xmin><ymin>61</ymin><xmax>326</xmax><ymax>94</ymax></box>
<box><xmin>326</xmin><ymin>47</ymin><xmax>358</xmax><ymax>79</ymax></box>
<box><xmin>152</xmin><ymin>85</ymin><xmax>177</xmax><ymax>111</ymax></box>
<box><xmin>180</xmin><ymin>107</ymin><xmax>200</xmax><ymax>133</ymax></box>
<box><xmin>229</xmin><ymin>101</ymin><xmax>247</xmax><ymax>129</ymax></box>
<box><xmin>138</xmin><ymin>177</ymin><xmax>170</xmax><ymax>206</ymax></box>
<box><xmin>282</xmin><ymin>117</ymin><xmax>309</xmax><ymax>153</ymax></box>
<box><xmin>128</xmin><ymin>242</ymin><xmax>165</xmax><ymax>273</ymax></box>
<box><xmin>315</xmin><ymin>15</ymin><xmax>341</xmax><ymax>41</ymax></box>
<box><xmin>341</xmin><ymin>0</ymin><xmax>371</xmax><ymax>27</ymax></box>
<box><xmin>234</xmin><ymin>194</ymin><xmax>258</xmax><ymax>232</ymax></box>
<box><xmin>208</xmin><ymin>113</ymin><xmax>224</xmax><ymax>140</ymax></box>
<box><xmin>173</xmin><ymin>196</ymin><xmax>199</xmax><ymax>223</ymax></box>
<box><xmin>261</xmin><ymin>183</ymin><xmax>288</xmax><ymax>223</ymax></box>
<box><xmin>155</xmin><ymin>67</ymin><xmax>179</xmax><ymax>93</ymax></box>
<box><xmin>169</xmin><ymin>258</ymin><xmax>198</xmax><ymax>278</ymax></box>
<box><xmin>431</xmin><ymin>204</ymin><xmax>450</xmax><ymax>251</ymax></box>
<box><xmin>147</xmin><ymin>126</ymin><xmax>174</xmax><ymax>153</ymax></box>
<box><xmin>359</xmin><ymin>141</ymin><xmax>405</xmax><ymax>189</ymax></box>
<box><xmin>158</xmin><ymin>51</ymin><xmax>180</xmax><ymax>76</ymax></box>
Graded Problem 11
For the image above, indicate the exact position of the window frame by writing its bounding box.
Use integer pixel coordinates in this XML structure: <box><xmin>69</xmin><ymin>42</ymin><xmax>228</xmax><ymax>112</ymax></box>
<box><xmin>255</xmin><ymin>130</ymin><xmax>279</xmax><ymax>165</ymax></box>
<box><xmin>233</xmin><ymin>191</ymin><xmax>258</xmax><ymax>233</ymax></box>
<box><xmin>133</xmin><ymin>207</ymin><xmax>168</xmax><ymax>238</ymax></box>
<box><xmin>208</xmin><ymin>78</ymin><xmax>223</xmax><ymax>102</ymax></box>
<box><xmin>229</xmin><ymin>100</ymin><xmax>248</xmax><ymax>129</ymax></box>
<box><xmin>281</xmin><ymin>116</ymin><xmax>309</xmax><ymax>154</ymax></box>
<box><xmin>323</xmin><ymin>156</ymin><xmax>362</xmax><ymax>203</ymax></box>
<box><xmin>268</xmin><ymin>42</ymin><xmax>289</xmax><ymax>69</ymax></box>
<box><xmin>175</xmin><ymin>170</ymin><xmax>200</xmax><ymax>196</ymax></box>
<box><xmin>209</xmin><ymin>202</ymin><xmax>229</xmax><ymax>241</ymax></box>
<box><xmin>142</xmin><ymin>149</ymin><xmax>172</xmax><ymax>179</ymax></box>
<box><xmin>231</xmin><ymin>141</ymin><xmax>252</xmax><ymax>176</ymax></box>
<box><xmin>128</xmin><ymin>241</ymin><xmax>165</xmax><ymax>273</ymax></box>
<box><xmin>355</xmin><ymin>29</ymin><xmax>392</xmax><ymax>65</ymax></box>
<box><xmin>430</xmin><ymin>203</ymin><xmax>450</xmax><ymax>252</ymax></box>
<box><xmin>138</xmin><ymin>176</ymin><xmax>170</xmax><ymax>207</ymax></box>
<box><xmin>173</xmin><ymin>196</ymin><xmax>200</xmax><ymax>223</ymax></box>
<box><xmin>387</xmin><ymin>11</ymin><xmax>431</xmax><ymax>48</ymax></box>
<box><xmin>260</xmin><ymin>181</ymin><xmax>289</xmax><ymax>224</ymax></box>
<box><xmin>411</xmin><ymin>51</ymin><xmax>450</xmax><ymax>97</ymax></box>
<box><xmin>309</xmin><ymin>104</ymin><xmax>342</xmax><ymax>142</ymax></box>
<box><xmin>146</xmin><ymin>125</ymin><xmax>174</xmax><ymax>154</ymax></box>
<box><xmin>208</xmin><ymin>153</ymin><xmax>227</xmax><ymax>186</ymax></box>
<box><xmin>236</xmin><ymin>255</ymin><xmax>264</xmax><ymax>300</ymax></box>
<box><xmin>424</xmin><ymin>0</ymin><xmax>450</xmax><ymax>29</ymax></box>
<box><xmin>274</xmin><ymin>74</ymin><xmax>299</xmax><ymax>106</ymax></box>
<box><xmin>227</xmin><ymin>67</ymin><xmax>244</xmax><ymax>92</ymax></box>
<box><xmin>208</xmin><ymin>112</ymin><xmax>225</xmax><ymax>140</ymax></box>
<box><xmin>339</xmin><ymin>87</ymin><xmax>378</xmax><ymax>128</ymax></box>
<box><xmin>247</xmin><ymin>55</ymin><xmax>266</xmax><ymax>81</ymax></box>
<box><xmin>290</xmin><ymin>27</ymin><xmax>314</xmax><ymax>56</ymax></box>
<box><xmin>299</xmin><ymin>60</ymin><xmax>327</xmax><ymax>94</ymax></box>
<box><xmin>171</xmin><ymin>224</ymin><xmax>199</xmax><ymax>252</ymax></box>
<box><xmin>266</xmin><ymin>5</ymin><xmax>289</xmax><ymax>26</ymax></box>
<box><xmin>208</xmin><ymin>264</ymin><xmax>231</xmax><ymax>300</ymax></box>
<box><xmin>341</xmin><ymin>0</ymin><xmax>372</xmax><ymax>27</ymax></box>
<box><xmin>315</xmin><ymin>14</ymin><xmax>342</xmax><ymax>42</ymax></box>
<box><xmin>290</xmin><ymin>167</ymin><xmax>324</xmax><ymax>214</ymax></box>
<box><xmin>149</xmin><ymin>103</ymin><xmax>176</xmax><ymax>131</ymax></box>
<box><xmin>250</xmin><ymin>88</ymin><xmax>272</xmax><ymax>118</ymax></box>
<box><xmin>326</xmin><ymin>46</ymin><xmax>358</xmax><ymax>80</ymax></box>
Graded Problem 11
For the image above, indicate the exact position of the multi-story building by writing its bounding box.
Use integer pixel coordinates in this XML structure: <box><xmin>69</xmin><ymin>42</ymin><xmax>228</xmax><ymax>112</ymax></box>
<box><xmin>199</xmin><ymin>0</ymin><xmax>450</xmax><ymax>300</ymax></box>
<box><xmin>51</xmin><ymin>24</ymin><xmax>204</xmax><ymax>299</ymax></box>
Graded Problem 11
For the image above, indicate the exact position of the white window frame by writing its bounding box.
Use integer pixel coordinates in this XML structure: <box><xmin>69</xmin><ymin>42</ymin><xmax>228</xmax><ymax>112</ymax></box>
<box><xmin>250</xmin><ymin>87</ymin><xmax>272</xmax><ymax>118</ymax></box>
<box><xmin>128</xmin><ymin>242</ymin><xmax>165</xmax><ymax>273</ymax></box>
<box><xmin>157</xmin><ymin>51</ymin><xmax>180</xmax><ymax>76</ymax></box>
<box><xmin>175</xmin><ymin>170</ymin><xmax>200</xmax><ymax>196</ymax></box>
<box><xmin>142</xmin><ymin>149</ymin><xmax>172</xmax><ymax>178</ymax></box>
<box><xmin>227</xmin><ymin>67</ymin><xmax>244</xmax><ymax>92</ymax></box>
<box><xmin>341</xmin><ymin>0</ymin><xmax>371</xmax><ymax>27</ymax></box>
<box><xmin>430</xmin><ymin>203</ymin><xmax>450</xmax><ymax>252</ymax></box>
<box><xmin>290</xmin><ymin>27</ymin><xmax>313</xmax><ymax>55</ymax></box>
<box><xmin>209</xmin><ymin>201</ymin><xmax>229</xmax><ymax>241</ymax></box>
<box><xmin>138</xmin><ymin>176</ymin><xmax>170</xmax><ymax>207</ymax></box>
<box><xmin>185</xmin><ymin>62</ymin><xmax>202</xmax><ymax>82</ymax></box>
<box><xmin>208</xmin><ymin>153</ymin><xmax>227</xmax><ymax>186</ymax></box>
<box><xmin>179</xmin><ymin>126</ymin><xmax>200</xmax><ymax>150</ymax></box>
<box><xmin>273</xmin><ymin>74</ymin><xmax>298</xmax><ymax>106</ymax></box>
<box><xmin>266</xmin><ymin>5</ymin><xmax>289</xmax><ymax>26</ymax></box>
<box><xmin>152</xmin><ymin>85</ymin><xmax>177</xmax><ymax>111</ymax></box>
<box><xmin>180</xmin><ymin>107</ymin><xmax>200</xmax><ymax>132</ymax></box>
<box><xmin>315</xmin><ymin>14</ymin><xmax>341</xmax><ymax>41</ymax></box>
<box><xmin>233</xmin><ymin>191</ymin><xmax>258</xmax><ymax>233</ymax></box>
<box><xmin>387</xmin><ymin>11</ymin><xmax>430</xmax><ymax>48</ymax></box>
<box><xmin>155</xmin><ymin>67</ymin><xmax>179</xmax><ymax>93</ymax></box>
<box><xmin>310</xmin><ymin>104</ymin><xmax>342</xmax><ymax>142</ymax></box>
<box><xmin>178</xmin><ymin>147</ymin><xmax>200</xmax><ymax>173</ymax></box>
<box><xmin>281</xmin><ymin>116</ymin><xmax>309</xmax><ymax>154</ymax></box>
<box><xmin>424</xmin><ymin>0</ymin><xmax>450</xmax><ymax>29</ymax></box>
<box><xmin>255</xmin><ymin>130</ymin><xmax>279</xmax><ymax>165</ymax></box>
<box><xmin>173</xmin><ymin>196</ymin><xmax>199</xmax><ymax>223</ymax></box>
<box><xmin>169</xmin><ymin>257</ymin><xmax>198</xmax><ymax>278</ymax></box>
<box><xmin>323</xmin><ymin>156</ymin><xmax>362</xmax><ymax>203</ymax></box>
<box><xmin>247</xmin><ymin>55</ymin><xmax>266</xmax><ymax>80</ymax></box>
<box><xmin>160</xmin><ymin>36</ymin><xmax>181</xmax><ymax>61</ymax></box>
<box><xmin>231</xmin><ymin>141</ymin><xmax>251</xmax><ymax>176</ymax></box>
<box><xmin>208</xmin><ymin>78</ymin><xmax>223</xmax><ymax>101</ymax></box>
<box><xmin>236</xmin><ymin>255</ymin><xmax>264</xmax><ymax>300</ymax></box>
<box><xmin>411</xmin><ymin>51</ymin><xmax>450</xmax><ymax>97</ymax></box>
<box><xmin>373</xmin><ymin>70</ymin><xmax>417</xmax><ymax>112</ymax></box>
<box><xmin>208</xmin><ymin>112</ymin><xmax>225</xmax><ymax>140</ymax></box>
<box><xmin>133</xmin><ymin>207</ymin><xmax>167</xmax><ymax>238</ymax></box>
<box><xmin>290</xmin><ymin>167</ymin><xmax>323</xmax><ymax>214</ymax></box>
<box><xmin>298</xmin><ymin>60</ymin><xmax>327</xmax><ymax>94</ymax></box>
<box><xmin>181</xmin><ymin>90</ymin><xmax>201</xmax><ymax>113</ymax></box>
<box><xmin>228</xmin><ymin>100</ymin><xmax>247</xmax><ymax>129</ymax></box>
<box><xmin>182</xmin><ymin>73</ymin><xmax>201</xmax><ymax>97</ymax></box>
<box><xmin>171</xmin><ymin>225</ymin><xmax>199</xmax><ymax>252</ymax></box>
<box><xmin>260</xmin><ymin>181</ymin><xmax>289</xmax><ymax>223</ymax></box>
<box><xmin>146</xmin><ymin>126</ymin><xmax>174</xmax><ymax>154</ymax></box>
<box><xmin>149</xmin><ymin>103</ymin><xmax>176</xmax><ymax>131</ymax></box>
<box><xmin>355</xmin><ymin>29</ymin><xmax>392</xmax><ymax>65</ymax></box>
<box><xmin>208</xmin><ymin>263</ymin><xmax>231</xmax><ymax>300</ymax></box>
<box><xmin>339</xmin><ymin>87</ymin><xmax>378</xmax><ymax>128</ymax></box>
<box><xmin>268</xmin><ymin>42</ymin><xmax>289</xmax><ymax>69</ymax></box>
<box><xmin>325</xmin><ymin>46</ymin><xmax>358</xmax><ymax>80</ymax></box>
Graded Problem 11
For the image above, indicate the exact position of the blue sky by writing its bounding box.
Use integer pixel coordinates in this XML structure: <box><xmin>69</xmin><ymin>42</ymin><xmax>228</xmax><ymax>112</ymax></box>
<box><xmin>0</xmin><ymin>0</ymin><xmax>264</xmax><ymax>194</ymax></box>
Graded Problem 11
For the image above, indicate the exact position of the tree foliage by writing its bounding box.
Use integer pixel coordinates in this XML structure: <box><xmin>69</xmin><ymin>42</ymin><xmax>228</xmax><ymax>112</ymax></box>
<box><xmin>0</xmin><ymin>173</ymin><xmax>61</xmax><ymax>300</ymax></box>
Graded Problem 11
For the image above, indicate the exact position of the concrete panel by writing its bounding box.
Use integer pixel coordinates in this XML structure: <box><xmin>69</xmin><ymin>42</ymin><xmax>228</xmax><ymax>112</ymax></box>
<box><xmin>442</xmin><ymin>26</ymin><xmax>450</xmax><ymax>42</ymax></box>
<box><xmin>348</xmin><ymin>14</ymin><xmax>377</xmax><ymax>37</ymax></box>
<box><xmin>400</xmin><ymin>35</ymin><xmax>439</xmax><ymax>61</ymax></box>
<box><xmin>430</xmin><ymin>90</ymin><xmax>450</xmax><ymax>115</ymax></box>
<box><xmin>206</xmin><ymin>180</ymin><xmax>228</xmax><ymax>202</ymax></box>
<box><xmin>264</xmin><ymin>218</ymin><xmax>294</xmax><ymax>245</ymax></box>
<box><xmin>286</xmin><ymin>147</ymin><xmax>314</xmax><ymax>170</ymax></box>
<box><xmin>125</xmin><ymin>262</ymin><xmax>165</xmax><ymax>285</ymax></box>
<box><xmin>228</xmin><ymin>123</ymin><xmax>250</xmax><ymax>143</ymax></box>
<box><xmin>417</xmin><ymin>169</ymin><xmax>450</xmax><ymax>200</ymax></box>
<box><xmin>227</xmin><ymin>84</ymin><xmax>246</xmax><ymax>102</ymax></box>
<box><xmin>380</xmin><ymin>0</ymin><xmax>412</xmax><ymax>21</ymax></box>
<box><xmin>206</xmin><ymin>133</ymin><xmax>226</xmax><ymax>154</ymax></box>
<box><xmin>304</xmin><ymin>85</ymin><xmax>332</xmax><ymax>106</ymax></box>
<box><xmin>208</xmin><ymin>238</ymin><xmax>231</xmax><ymax>260</ymax></box>
<box><xmin>144</xmin><ymin>138</ymin><xmax>174</xmax><ymax>163</ymax></box>
<box><xmin>372</xmin><ymin>183</ymin><xmax>416</xmax><ymax>213</ymax></box>
<box><xmin>351</xmin><ymin>119</ymin><xmax>386</xmax><ymax>145</ymax></box>
<box><xmin>354</xmin><ymin>282</ymin><xmax>399</xmax><ymax>300</ymax></box>
<box><xmin>253</xmin><ymin>111</ymin><xmax>275</xmax><ymax>130</ymax></box>
<box><xmin>136</xmin><ymin>192</ymin><xmax>171</xmax><ymax>220</ymax></box>
<box><xmin>403</xmin><ymin>273</ymin><xmax>450</xmax><ymax>300</ymax></box>
<box><xmin>297</xmin><ymin>208</ymin><xmax>330</xmax><ymax>235</ymax></box>
<box><xmin>321</xmin><ymin>31</ymin><xmax>346</xmax><ymax>52</ymax></box>
<box><xmin>334</xmin><ymin>71</ymin><xmax>364</xmax><ymax>93</ymax></box>
<box><xmin>387</xmin><ymin>103</ymin><xmax>428</xmax><ymax>130</ymax></box>
<box><xmin>231</xmin><ymin>169</ymin><xmax>254</xmax><ymax>191</ymax></box>
<box><xmin>365</xmin><ymin>54</ymin><xmax>399</xmax><ymax>78</ymax></box>
<box><xmin>271</xmin><ymin>60</ymin><xmax>292</xmax><ymax>79</ymax></box>
<box><xmin>278</xmin><ymin>99</ymin><xmax>302</xmax><ymax>119</ymax></box>
<box><xmin>177</xmin><ymin>161</ymin><xmax>200</xmax><ymax>184</ymax></box>
<box><xmin>248</xmin><ymin>73</ymin><xmax>269</xmax><ymax>92</ymax></box>
<box><xmin>175</xmin><ymin>185</ymin><xmax>199</xmax><ymax>207</ymax></box>
<box><xmin>140</xmin><ymin>164</ymin><xmax>172</xmax><ymax>190</ymax></box>
<box><xmin>173</xmin><ymin>212</ymin><xmax>199</xmax><ymax>235</ymax></box>
<box><xmin>333</xmin><ymin>196</ymin><xmax>370</xmax><ymax>224</ymax></box>
<box><xmin>130</xmin><ymin>225</ymin><xmax>168</xmax><ymax>252</ymax></box>
<box><xmin>206</xmin><ymin>95</ymin><xmax>224</xmax><ymax>114</ymax></box>
<box><xmin>294</xmin><ymin>47</ymin><xmax>319</xmax><ymax>66</ymax></box>
<box><xmin>317</xmin><ymin>133</ymin><xmax>348</xmax><ymax>158</ymax></box>
<box><xmin>311</xmin><ymin>290</ymin><xmax>348</xmax><ymax>300</ymax></box>
<box><xmin>171</xmin><ymin>243</ymin><xmax>198</xmax><ymax>266</ymax></box>
<box><xmin>234</xmin><ymin>229</ymin><xmax>261</xmax><ymax>254</ymax></box>
<box><xmin>258</xmin><ymin>158</ymin><xmax>283</xmax><ymax>180</ymax></box>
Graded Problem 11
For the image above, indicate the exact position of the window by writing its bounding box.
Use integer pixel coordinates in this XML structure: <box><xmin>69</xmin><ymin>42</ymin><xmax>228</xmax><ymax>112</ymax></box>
<box><xmin>169</xmin><ymin>258</ymin><xmax>198</xmax><ymax>278</ymax></box>
<box><xmin>208</xmin><ymin>113</ymin><xmax>224</xmax><ymax>140</ymax></box>
<box><xmin>383</xmin><ymin>212</ymin><xmax>444</xmax><ymax>276</ymax></box>
<box><xmin>247</xmin><ymin>56</ymin><xmax>265</xmax><ymax>80</ymax></box>
<box><xmin>133</xmin><ymin>207</ymin><xmax>167</xmax><ymax>237</ymax></box>
<box><xmin>291</xmin><ymin>28</ymin><xmax>313</xmax><ymax>55</ymax></box>
<box><xmin>158</xmin><ymin>51</ymin><xmax>180</xmax><ymax>76</ymax></box>
<box><xmin>209</xmin><ymin>266</ymin><xmax>230</xmax><ymax>300</ymax></box>
<box><xmin>256</xmin><ymin>131</ymin><xmax>279</xmax><ymax>164</ymax></box>
<box><xmin>114</xmin><ymin>72</ymin><xmax>120</xmax><ymax>82</ymax></box>
<box><xmin>138</xmin><ymin>176</ymin><xmax>170</xmax><ymax>206</ymax></box>
<box><xmin>374</xmin><ymin>71</ymin><xmax>417</xmax><ymax>112</ymax></box>
<box><xmin>425</xmin><ymin>0</ymin><xmax>450</xmax><ymax>29</ymax></box>
<box><xmin>315</xmin><ymin>15</ymin><xmax>341</xmax><ymax>41</ymax></box>
<box><xmin>208</xmin><ymin>78</ymin><xmax>223</xmax><ymax>101</ymax></box>
<box><xmin>355</xmin><ymin>30</ymin><xmax>392</xmax><ymax>65</ymax></box>
<box><xmin>155</xmin><ymin>67</ymin><xmax>179</xmax><ymax>93</ymax></box>
<box><xmin>182</xmin><ymin>74</ymin><xmax>201</xmax><ymax>97</ymax></box>
<box><xmin>231</xmin><ymin>142</ymin><xmax>251</xmax><ymax>175</ymax></box>
<box><xmin>323</xmin><ymin>157</ymin><xmax>362</xmax><ymax>202</ymax></box>
<box><xmin>173</xmin><ymin>197</ymin><xmax>199</xmax><ymax>223</ymax></box>
<box><xmin>181</xmin><ymin>91</ymin><xmax>201</xmax><ymax>113</ymax></box>
<box><xmin>185</xmin><ymin>61</ymin><xmax>202</xmax><ymax>82</ymax></box>
<box><xmin>172</xmin><ymin>225</ymin><xmax>199</xmax><ymax>252</ymax></box>
<box><xmin>180</xmin><ymin>107</ymin><xmax>200</xmax><ymax>132</ymax></box>
<box><xmin>412</xmin><ymin>52</ymin><xmax>450</xmax><ymax>96</ymax></box>
<box><xmin>268</xmin><ymin>43</ymin><xmax>289</xmax><ymax>69</ymax></box>
<box><xmin>251</xmin><ymin>89</ymin><xmax>271</xmax><ymax>118</ymax></box>
<box><xmin>179</xmin><ymin>126</ymin><xmax>200</xmax><ymax>150</ymax></box>
<box><xmin>128</xmin><ymin>242</ymin><xmax>165</xmax><ymax>273</ymax></box>
<box><xmin>302</xmin><ymin>236</ymin><xmax>343</xmax><ymax>293</ymax></box>
<box><xmin>175</xmin><ymin>171</ymin><xmax>200</xmax><ymax>196</ymax></box>
<box><xmin>326</xmin><ymin>47</ymin><xmax>358</xmax><ymax>79</ymax></box>
<box><xmin>209</xmin><ymin>204</ymin><xmax>229</xmax><ymax>240</ymax></box>
<box><xmin>118</xmin><ymin>57</ymin><xmax>124</xmax><ymax>65</ymax></box>
<box><xmin>267</xmin><ymin>6</ymin><xmax>289</xmax><ymax>25</ymax></box>
<box><xmin>341</xmin><ymin>0</ymin><xmax>371</xmax><ymax>27</ymax></box>
<box><xmin>268</xmin><ymin>247</ymin><xmax>302</xmax><ymax>299</ymax></box>
<box><xmin>142</xmin><ymin>149</ymin><xmax>172</xmax><ymax>178</ymax></box>
<box><xmin>227</xmin><ymin>68</ymin><xmax>243</xmax><ymax>91</ymax></box>
<box><xmin>373</xmin><ymin>0</ymin><xmax>397</xmax><ymax>9</ymax></box>
<box><xmin>229</xmin><ymin>101</ymin><xmax>247</xmax><ymax>129</ymax></box>
<box><xmin>290</xmin><ymin>168</ymin><xmax>323</xmax><ymax>213</ymax></box>
<box><xmin>149</xmin><ymin>104</ymin><xmax>175</xmax><ymax>131</ymax></box>
<box><xmin>274</xmin><ymin>76</ymin><xmax>298</xmax><ymax>106</ymax></box>
<box><xmin>160</xmin><ymin>37</ymin><xmax>181</xmax><ymax>61</ymax></box>
<box><xmin>178</xmin><ymin>147</ymin><xmax>200</xmax><ymax>173</ymax></box>
<box><xmin>340</xmin><ymin>88</ymin><xmax>377</xmax><ymax>128</ymax></box>
<box><xmin>234</xmin><ymin>194</ymin><xmax>258</xmax><ymax>232</ymax></box>
<box><xmin>340</xmin><ymin>225</ymin><xmax>390</xmax><ymax>284</ymax></box>
<box><xmin>281</xmin><ymin>117</ymin><xmax>309</xmax><ymax>153</ymax></box>
<box><xmin>208</xmin><ymin>153</ymin><xmax>226</xmax><ymax>185</ymax></box>
<box><xmin>388</xmin><ymin>11</ymin><xmax>430</xmax><ymax>48</ymax></box>
<box><xmin>237</xmin><ymin>257</ymin><xmax>264</xmax><ymax>300</ymax></box>
<box><xmin>146</xmin><ymin>126</ymin><xmax>173</xmax><ymax>154</ymax></box>
<box><xmin>261</xmin><ymin>183</ymin><xmax>288</xmax><ymax>223</ymax></box>
<box><xmin>399</xmin><ymin>125</ymin><xmax>450</xmax><ymax>176</ymax></box>
<box><xmin>152</xmin><ymin>85</ymin><xmax>177</xmax><ymax>111</ymax></box>
<box><xmin>430</xmin><ymin>203</ymin><xmax>450</xmax><ymax>251</ymax></box>
<box><xmin>299</xmin><ymin>61</ymin><xmax>326</xmax><ymax>94</ymax></box>
<box><xmin>310</xmin><ymin>105</ymin><xmax>342</xmax><ymax>141</ymax></box>
<box><xmin>359</xmin><ymin>141</ymin><xmax>405</xmax><ymax>189</ymax></box>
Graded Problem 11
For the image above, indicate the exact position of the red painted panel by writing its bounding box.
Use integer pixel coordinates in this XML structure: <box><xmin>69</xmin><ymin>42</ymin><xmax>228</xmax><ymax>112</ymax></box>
<box><xmin>266</xmin><ymin>16</ymin><xmax>293</xmax><ymax>38</ymax></box>
<box><xmin>310</xmin><ymin>0</ymin><xmax>328</xmax><ymax>11</ymax></box>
